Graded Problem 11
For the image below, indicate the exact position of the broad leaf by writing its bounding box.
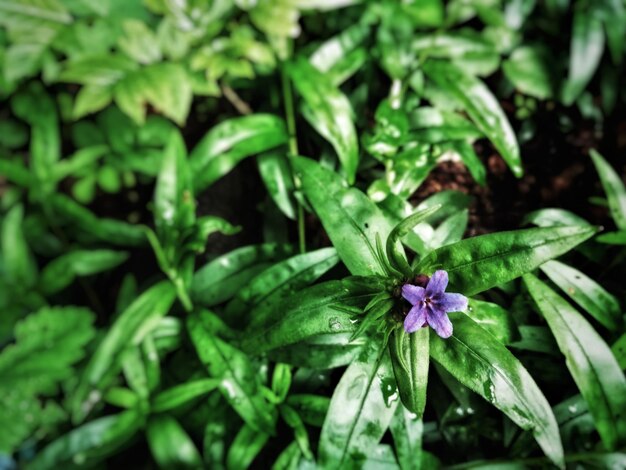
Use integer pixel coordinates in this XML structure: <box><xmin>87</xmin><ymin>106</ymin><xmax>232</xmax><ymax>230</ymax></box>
<box><xmin>430</xmin><ymin>313</ymin><xmax>564</xmax><ymax>467</ymax></box>
<box><xmin>416</xmin><ymin>225</ymin><xmax>597</xmax><ymax>296</ymax></box>
<box><xmin>524</xmin><ymin>274</ymin><xmax>626</xmax><ymax>450</ymax></box>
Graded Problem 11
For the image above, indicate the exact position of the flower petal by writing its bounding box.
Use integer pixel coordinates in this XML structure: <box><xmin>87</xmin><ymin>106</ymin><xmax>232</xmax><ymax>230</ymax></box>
<box><xmin>426</xmin><ymin>270</ymin><xmax>449</xmax><ymax>297</ymax></box>
<box><xmin>427</xmin><ymin>308</ymin><xmax>453</xmax><ymax>338</ymax></box>
<box><xmin>439</xmin><ymin>293</ymin><xmax>468</xmax><ymax>313</ymax></box>
<box><xmin>402</xmin><ymin>284</ymin><xmax>425</xmax><ymax>305</ymax></box>
<box><xmin>404</xmin><ymin>305</ymin><xmax>427</xmax><ymax>333</ymax></box>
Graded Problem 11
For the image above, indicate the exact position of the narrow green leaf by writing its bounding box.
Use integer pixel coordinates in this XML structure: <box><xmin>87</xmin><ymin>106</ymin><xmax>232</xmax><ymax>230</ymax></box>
<box><xmin>389</xmin><ymin>328</ymin><xmax>429</xmax><ymax>416</ymax></box>
<box><xmin>562</xmin><ymin>8</ymin><xmax>604</xmax><ymax>105</ymax></box>
<box><xmin>1</xmin><ymin>204</ymin><xmax>37</xmax><ymax>289</ymax></box>
<box><xmin>231</xmin><ymin>247</ymin><xmax>339</xmax><ymax>328</ymax></box>
<box><xmin>295</xmin><ymin>157</ymin><xmax>394</xmax><ymax>276</ymax></box>
<box><xmin>597</xmin><ymin>230</ymin><xmax>626</xmax><ymax>245</ymax></box>
<box><xmin>287</xmin><ymin>394</ymin><xmax>330</xmax><ymax>428</ymax></box>
<box><xmin>146</xmin><ymin>415</ymin><xmax>203</xmax><ymax>469</ymax></box>
<box><xmin>540</xmin><ymin>260</ymin><xmax>622</xmax><ymax>331</ymax></box>
<box><xmin>0</xmin><ymin>0</ymin><xmax>72</xmax><ymax>25</ymax></box>
<box><xmin>430</xmin><ymin>313</ymin><xmax>564</xmax><ymax>467</ymax></box>
<box><xmin>426</xmin><ymin>209</ymin><xmax>469</xmax><ymax>252</ymax></box>
<box><xmin>417</xmin><ymin>225</ymin><xmax>597</xmax><ymax>296</ymax></box>
<box><xmin>190</xmin><ymin>114</ymin><xmax>288</xmax><ymax>193</ymax></box>
<box><xmin>523</xmin><ymin>208</ymin><xmax>591</xmax><ymax>228</ymax></box>
<box><xmin>27</xmin><ymin>410</ymin><xmax>144</xmax><ymax>470</ymax></box>
<box><xmin>287</xmin><ymin>58</ymin><xmax>359</xmax><ymax>183</ymax></box>
<box><xmin>590</xmin><ymin>149</ymin><xmax>626</xmax><ymax>230</ymax></box>
<box><xmin>191</xmin><ymin>244</ymin><xmax>294</xmax><ymax>307</ymax></box>
<box><xmin>187</xmin><ymin>312</ymin><xmax>276</xmax><ymax>434</ymax></box>
<box><xmin>226</xmin><ymin>424</ymin><xmax>270</xmax><ymax>470</ymax></box>
<box><xmin>447</xmin><ymin>141</ymin><xmax>487</xmax><ymax>186</ymax></box>
<box><xmin>257</xmin><ymin>151</ymin><xmax>296</xmax><ymax>220</ymax></box>
<box><xmin>319</xmin><ymin>341</ymin><xmax>398</xmax><ymax>467</ymax></box>
<box><xmin>389</xmin><ymin>406</ymin><xmax>423</xmax><ymax>470</ymax></box>
<box><xmin>40</xmin><ymin>250</ymin><xmax>128</xmax><ymax>295</ymax></box>
<box><xmin>502</xmin><ymin>45</ymin><xmax>554</xmax><ymax>99</ymax></box>
<box><xmin>72</xmin><ymin>282</ymin><xmax>176</xmax><ymax>422</ymax></box>
<box><xmin>612</xmin><ymin>334</ymin><xmax>626</xmax><ymax>370</ymax></box>
<box><xmin>423</xmin><ymin>59</ymin><xmax>522</xmax><ymax>177</ymax></box>
<box><xmin>524</xmin><ymin>274</ymin><xmax>626</xmax><ymax>450</ymax></box>
<box><xmin>269</xmin><ymin>333</ymin><xmax>364</xmax><ymax>370</ymax></box>
<box><xmin>152</xmin><ymin>379</ymin><xmax>220</xmax><ymax>413</ymax></box>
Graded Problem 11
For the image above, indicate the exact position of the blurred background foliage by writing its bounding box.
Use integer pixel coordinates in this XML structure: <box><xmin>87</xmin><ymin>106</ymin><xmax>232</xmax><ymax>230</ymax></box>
<box><xmin>1</xmin><ymin>0</ymin><xmax>626</xmax><ymax>468</ymax></box>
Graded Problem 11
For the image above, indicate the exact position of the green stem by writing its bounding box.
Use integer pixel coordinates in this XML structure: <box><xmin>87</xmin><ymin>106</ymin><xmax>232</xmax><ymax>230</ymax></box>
<box><xmin>281</xmin><ymin>65</ymin><xmax>306</xmax><ymax>254</ymax></box>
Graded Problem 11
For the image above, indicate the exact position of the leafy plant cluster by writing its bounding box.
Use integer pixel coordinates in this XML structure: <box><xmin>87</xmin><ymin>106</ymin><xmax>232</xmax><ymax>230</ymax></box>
<box><xmin>1</xmin><ymin>0</ymin><xmax>626</xmax><ymax>469</ymax></box>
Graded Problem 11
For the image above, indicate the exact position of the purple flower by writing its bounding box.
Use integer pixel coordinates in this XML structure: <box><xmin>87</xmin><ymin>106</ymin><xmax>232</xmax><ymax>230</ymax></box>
<box><xmin>401</xmin><ymin>270</ymin><xmax>468</xmax><ymax>338</ymax></box>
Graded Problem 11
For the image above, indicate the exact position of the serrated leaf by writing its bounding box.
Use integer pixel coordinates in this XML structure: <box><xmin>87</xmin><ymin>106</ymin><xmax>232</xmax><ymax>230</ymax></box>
<box><xmin>423</xmin><ymin>59</ymin><xmax>522</xmax><ymax>177</ymax></box>
<box><xmin>190</xmin><ymin>114</ymin><xmax>288</xmax><ymax>193</ymax></box>
<box><xmin>416</xmin><ymin>225</ymin><xmax>597</xmax><ymax>296</ymax></box>
<box><xmin>187</xmin><ymin>312</ymin><xmax>276</xmax><ymax>435</ymax></box>
<box><xmin>430</xmin><ymin>313</ymin><xmax>564</xmax><ymax>467</ymax></box>
<box><xmin>287</xmin><ymin>58</ymin><xmax>359</xmax><ymax>183</ymax></box>
<box><xmin>295</xmin><ymin>157</ymin><xmax>394</xmax><ymax>276</ymax></box>
<box><xmin>524</xmin><ymin>274</ymin><xmax>626</xmax><ymax>450</ymax></box>
<box><xmin>0</xmin><ymin>306</ymin><xmax>95</xmax><ymax>395</ymax></box>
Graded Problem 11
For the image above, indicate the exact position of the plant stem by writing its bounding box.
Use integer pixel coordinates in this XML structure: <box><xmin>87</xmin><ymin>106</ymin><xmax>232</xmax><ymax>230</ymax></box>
<box><xmin>281</xmin><ymin>65</ymin><xmax>306</xmax><ymax>254</ymax></box>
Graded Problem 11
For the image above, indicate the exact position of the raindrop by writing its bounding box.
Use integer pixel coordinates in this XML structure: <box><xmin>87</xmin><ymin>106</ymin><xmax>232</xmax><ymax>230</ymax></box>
<box><xmin>329</xmin><ymin>318</ymin><xmax>342</xmax><ymax>331</ymax></box>
<box><xmin>568</xmin><ymin>405</ymin><xmax>578</xmax><ymax>414</ymax></box>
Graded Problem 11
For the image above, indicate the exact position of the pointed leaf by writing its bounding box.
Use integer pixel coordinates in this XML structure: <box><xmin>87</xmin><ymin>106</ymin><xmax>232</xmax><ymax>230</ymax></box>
<box><xmin>590</xmin><ymin>149</ymin><xmax>626</xmax><ymax>230</ymax></box>
<box><xmin>389</xmin><ymin>328</ymin><xmax>429</xmax><ymax>416</ymax></box>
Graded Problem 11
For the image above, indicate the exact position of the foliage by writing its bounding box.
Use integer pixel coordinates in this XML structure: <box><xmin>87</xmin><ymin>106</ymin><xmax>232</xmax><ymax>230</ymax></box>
<box><xmin>1</xmin><ymin>0</ymin><xmax>626</xmax><ymax>469</ymax></box>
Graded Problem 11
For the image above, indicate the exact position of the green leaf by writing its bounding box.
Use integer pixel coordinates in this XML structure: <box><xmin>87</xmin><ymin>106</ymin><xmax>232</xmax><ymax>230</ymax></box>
<box><xmin>467</xmin><ymin>299</ymin><xmax>518</xmax><ymax>345</ymax></box>
<box><xmin>318</xmin><ymin>341</ymin><xmax>398</xmax><ymax>467</ymax></box>
<box><xmin>40</xmin><ymin>249</ymin><xmax>128</xmax><ymax>295</ymax></box>
<box><xmin>117</xmin><ymin>19</ymin><xmax>162</xmax><ymax>64</ymax></box>
<box><xmin>562</xmin><ymin>8</ymin><xmax>605</xmax><ymax>105</ymax></box>
<box><xmin>241</xmin><ymin>277</ymin><xmax>384</xmax><ymax>355</ymax></box>
<box><xmin>389</xmin><ymin>328</ymin><xmax>429</xmax><ymax>416</ymax></box>
<box><xmin>0</xmin><ymin>392</ymin><xmax>40</xmax><ymax>454</ymax></box>
<box><xmin>114</xmin><ymin>63</ymin><xmax>192</xmax><ymax>125</ymax></box>
<box><xmin>523</xmin><ymin>208</ymin><xmax>591</xmax><ymax>228</ymax></box>
<box><xmin>287</xmin><ymin>57</ymin><xmax>359</xmax><ymax>183</ymax></box>
<box><xmin>0</xmin><ymin>306</ymin><xmax>95</xmax><ymax>394</ymax></box>
<box><xmin>612</xmin><ymin>334</ymin><xmax>626</xmax><ymax>370</ymax></box>
<box><xmin>72</xmin><ymin>281</ymin><xmax>176</xmax><ymax>422</ymax></box>
<box><xmin>430</xmin><ymin>313</ymin><xmax>564</xmax><ymax>467</ymax></box>
<box><xmin>146</xmin><ymin>415</ymin><xmax>203</xmax><ymax>469</ymax></box>
<box><xmin>232</xmin><ymin>247</ymin><xmax>339</xmax><ymax>328</ymax></box>
<box><xmin>59</xmin><ymin>55</ymin><xmax>138</xmax><ymax>86</ymax></box>
<box><xmin>502</xmin><ymin>45</ymin><xmax>554</xmax><ymax>99</ymax></box>
<box><xmin>540</xmin><ymin>260</ymin><xmax>622</xmax><ymax>332</ymax></box>
<box><xmin>446</xmin><ymin>141</ymin><xmax>486</xmax><ymax>187</ymax></box>
<box><xmin>27</xmin><ymin>410</ymin><xmax>144</xmax><ymax>470</ymax></box>
<box><xmin>287</xmin><ymin>394</ymin><xmax>330</xmax><ymax>428</ymax></box>
<box><xmin>154</xmin><ymin>130</ymin><xmax>195</xmax><ymax>248</ymax></box>
<box><xmin>269</xmin><ymin>333</ymin><xmax>363</xmax><ymax>370</ymax></box>
<box><xmin>0</xmin><ymin>0</ymin><xmax>72</xmax><ymax>27</ymax></box>
<box><xmin>191</xmin><ymin>244</ymin><xmax>294</xmax><ymax>307</ymax></box>
<box><xmin>389</xmin><ymin>405</ymin><xmax>423</xmax><ymax>470</ymax></box>
<box><xmin>524</xmin><ymin>274</ymin><xmax>626</xmax><ymax>450</ymax></box>
<box><xmin>386</xmin><ymin>205</ymin><xmax>441</xmax><ymax>278</ymax></box>
<box><xmin>417</xmin><ymin>225</ymin><xmax>597</xmax><ymax>296</ymax></box>
<box><xmin>597</xmin><ymin>230</ymin><xmax>626</xmax><ymax>245</ymax></box>
<box><xmin>425</xmin><ymin>209</ymin><xmax>469</xmax><ymax>252</ymax></box>
<box><xmin>295</xmin><ymin>157</ymin><xmax>394</xmax><ymax>276</ymax></box>
<box><xmin>49</xmin><ymin>193</ymin><xmax>146</xmax><ymax>246</ymax></box>
<box><xmin>1</xmin><ymin>204</ymin><xmax>37</xmax><ymax>289</ymax></box>
<box><xmin>590</xmin><ymin>149</ymin><xmax>626</xmax><ymax>230</ymax></box>
<box><xmin>190</xmin><ymin>114</ymin><xmax>288</xmax><ymax>193</ymax></box>
<box><xmin>257</xmin><ymin>151</ymin><xmax>296</xmax><ymax>220</ymax></box>
<box><xmin>226</xmin><ymin>424</ymin><xmax>270</xmax><ymax>470</ymax></box>
<box><xmin>187</xmin><ymin>312</ymin><xmax>276</xmax><ymax>434</ymax></box>
<box><xmin>73</xmin><ymin>84</ymin><xmax>113</xmax><ymax>119</ymax></box>
<box><xmin>423</xmin><ymin>59</ymin><xmax>522</xmax><ymax>178</ymax></box>
<box><xmin>152</xmin><ymin>379</ymin><xmax>220</xmax><ymax>413</ymax></box>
